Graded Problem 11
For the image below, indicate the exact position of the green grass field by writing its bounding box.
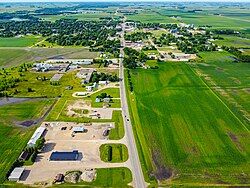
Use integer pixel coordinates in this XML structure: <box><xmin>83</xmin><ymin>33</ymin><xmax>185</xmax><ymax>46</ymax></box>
<box><xmin>1</xmin><ymin>68</ymin><xmax>84</xmax><ymax>98</ymax></box>
<box><xmin>109</xmin><ymin>110</ymin><xmax>124</xmax><ymax>140</ymax></box>
<box><xmin>213</xmin><ymin>35</ymin><xmax>250</xmax><ymax>48</ymax></box>
<box><xmin>197</xmin><ymin>51</ymin><xmax>250</xmax><ymax>87</ymax></box>
<box><xmin>38</xmin><ymin>12</ymin><xmax>112</xmax><ymax>22</ymax></box>
<box><xmin>88</xmin><ymin>87</ymin><xmax>121</xmax><ymax>108</ymax></box>
<box><xmin>182</xmin><ymin>14</ymin><xmax>250</xmax><ymax>29</ymax></box>
<box><xmin>126</xmin><ymin>62</ymin><xmax>250</xmax><ymax>186</ymax></box>
<box><xmin>127</xmin><ymin>11</ymin><xmax>179</xmax><ymax>24</ymax></box>
<box><xmin>0</xmin><ymin>36</ymin><xmax>43</xmax><ymax>47</ymax></box>
<box><xmin>0</xmin><ymin>47</ymin><xmax>99</xmax><ymax>68</ymax></box>
<box><xmin>56</xmin><ymin>167</ymin><xmax>132</xmax><ymax>187</ymax></box>
<box><xmin>100</xmin><ymin>144</ymin><xmax>128</xmax><ymax>163</ymax></box>
<box><xmin>157</xmin><ymin>9</ymin><xmax>250</xmax><ymax>30</ymax></box>
<box><xmin>0</xmin><ymin>99</ymin><xmax>53</xmax><ymax>184</ymax></box>
<box><xmin>195</xmin><ymin>51</ymin><xmax>250</xmax><ymax>126</ymax></box>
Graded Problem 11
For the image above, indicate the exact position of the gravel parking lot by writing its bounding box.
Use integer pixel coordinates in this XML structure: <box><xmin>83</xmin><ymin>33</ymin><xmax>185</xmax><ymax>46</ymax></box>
<box><xmin>20</xmin><ymin>121</ymin><xmax>125</xmax><ymax>185</ymax></box>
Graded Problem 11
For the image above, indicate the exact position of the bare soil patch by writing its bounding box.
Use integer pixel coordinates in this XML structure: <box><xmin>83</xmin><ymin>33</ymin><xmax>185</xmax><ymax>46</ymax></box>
<box><xmin>228</xmin><ymin>132</ymin><xmax>243</xmax><ymax>151</ymax></box>
<box><xmin>152</xmin><ymin>149</ymin><xmax>172</xmax><ymax>181</ymax></box>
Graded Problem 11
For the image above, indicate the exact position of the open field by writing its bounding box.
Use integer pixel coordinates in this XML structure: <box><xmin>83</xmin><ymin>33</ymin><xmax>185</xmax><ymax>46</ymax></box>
<box><xmin>38</xmin><ymin>12</ymin><xmax>112</xmax><ymax>22</ymax></box>
<box><xmin>180</xmin><ymin>14</ymin><xmax>250</xmax><ymax>29</ymax></box>
<box><xmin>109</xmin><ymin>110</ymin><xmax>124</xmax><ymax>140</ymax></box>
<box><xmin>197</xmin><ymin>51</ymin><xmax>250</xmax><ymax>87</ymax></box>
<box><xmin>100</xmin><ymin>144</ymin><xmax>128</xmax><ymax>163</ymax></box>
<box><xmin>56</xmin><ymin>168</ymin><xmax>132</xmax><ymax>187</ymax></box>
<box><xmin>127</xmin><ymin>11</ymin><xmax>179</xmax><ymax>24</ymax></box>
<box><xmin>88</xmin><ymin>87</ymin><xmax>121</xmax><ymax>108</ymax></box>
<box><xmin>0</xmin><ymin>47</ymin><xmax>99</xmax><ymax>68</ymax></box>
<box><xmin>126</xmin><ymin>62</ymin><xmax>250</xmax><ymax>186</ymax></box>
<box><xmin>1</xmin><ymin>69</ymin><xmax>83</xmax><ymax>98</ymax></box>
<box><xmin>0</xmin><ymin>99</ymin><xmax>54</xmax><ymax>184</ymax></box>
<box><xmin>194</xmin><ymin>51</ymin><xmax>250</xmax><ymax>126</ymax></box>
<box><xmin>242</xmin><ymin>49</ymin><xmax>250</xmax><ymax>55</ymax></box>
<box><xmin>158</xmin><ymin>9</ymin><xmax>250</xmax><ymax>30</ymax></box>
<box><xmin>0</xmin><ymin>36</ymin><xmax>43</xmax><ymax>47</ymax></box>
<box><xmin>213</xmin><ymin>35</ymin><xmax>250</xmax><ymax>48</ymax></box>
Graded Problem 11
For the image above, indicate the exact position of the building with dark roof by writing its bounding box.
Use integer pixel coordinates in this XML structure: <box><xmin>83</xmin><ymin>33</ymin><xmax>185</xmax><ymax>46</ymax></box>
<box><xmin>49</xmin><ymin>150</ymin><xmax>79</xmax><ymax>161</ymax></box>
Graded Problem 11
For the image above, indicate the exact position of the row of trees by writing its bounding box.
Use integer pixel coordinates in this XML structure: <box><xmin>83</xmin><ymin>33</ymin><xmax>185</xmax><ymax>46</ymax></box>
<box><xmin>93</xmin><ymin>59</ymin><xmax>115</xmax><ymax>67</ymax></box>
<box><xmin>90</xmin><ymin>72</ymin><xmax>119</xmax><ymax>83</ymax></box>
<box><xmin>222</xmin><ymin>46</ymin><xmax>250</xmax><ymax>63</ymax></box>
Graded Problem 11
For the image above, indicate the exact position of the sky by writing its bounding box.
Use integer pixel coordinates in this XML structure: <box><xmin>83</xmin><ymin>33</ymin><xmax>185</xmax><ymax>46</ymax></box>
<box><xmin>0</xmin><ymin>0</ymin><xmax>249</xmax><ymax>2</ymax></box>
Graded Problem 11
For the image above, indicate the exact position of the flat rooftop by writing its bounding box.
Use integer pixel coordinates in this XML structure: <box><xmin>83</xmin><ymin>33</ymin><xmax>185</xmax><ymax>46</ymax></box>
<box><xmin>8</xmin><ymin>167</ymin><xmax>25</xmax><ymax>180</ymax></box>
<box><xmin>50</xmin><ymin>150</ymin><xmax>79</xmax><ymax>161</ymax></box>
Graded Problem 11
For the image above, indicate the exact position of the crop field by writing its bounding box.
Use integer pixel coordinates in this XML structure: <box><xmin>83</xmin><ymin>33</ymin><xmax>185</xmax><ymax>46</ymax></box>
<box><xmin>0</xmin><ymin>47</ymin><xmax>99</xmax><ymax>68</ymax></box>
<box><xmin>213</xmin><ymin>35</ymin><xmax>250</xmax><ymax>48</ymax></box>
<box><xmin>0</xmin><ymin>36</ymin><xmax>43</xmax><ymax>47</ymax></box>
<box><xmin>195</xmin><ymin>51</ymin><xmax>250</xmax><ymax>126</ymax></box>
<box><xmin>197</xmin><ymin>51</ymin><xmax>250</xmax><ymax>87</ymax></box>
<box><xmin>38</xmin><ymin>12</ymin><xmax>112</xmax><ymax>22</ymax></box>
<box><xmin>126</xmin><ymin>62</ymin><xmax>250</xmax><ymax>186</ymax></box>
<box><xmin>157</xmin><ymin>8</ymin><xmax>250</xmax><ymax>30</ymax></box>
<box><xmin>181</xmin><ymin>14</ymin><xmax>249</xmax><ymax>29</ymax></box>
<box><xmin>127</xmin><ymin>11</ymin><xmax>179</xmax><ymax>24</ymax></box>
<box><xmin>243</xmin><ymin>49</ymin><xmax>250</xmax><ymax>55</ymax></box>
<box><xmin>0</xmin><ymin>99</ymin><xmax>53</xmax><ymax>184</ymax></box>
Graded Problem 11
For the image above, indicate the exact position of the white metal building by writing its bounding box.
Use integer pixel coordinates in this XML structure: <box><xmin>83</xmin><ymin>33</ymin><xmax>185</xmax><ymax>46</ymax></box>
<box><xmin>27</xmin><ymin>127</ymin><xmax>46</xmax><ymax>147</ymax></box>
<box><xmin>8</xmin><ymin>167</ymin><xmax>25</xmax><ymax>181</ymax></box>
<box><xmin>72</xmin><ymin>126</ymin><xmax>85</xmax><ymax>133</ymax></box>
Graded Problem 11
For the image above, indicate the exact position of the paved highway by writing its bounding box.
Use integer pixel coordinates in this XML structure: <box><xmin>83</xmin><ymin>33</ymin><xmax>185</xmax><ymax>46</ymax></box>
<box><xmin>119</xmin><ymin>20</ymin><xmax>147</xmax><ymax>188</ymax></box>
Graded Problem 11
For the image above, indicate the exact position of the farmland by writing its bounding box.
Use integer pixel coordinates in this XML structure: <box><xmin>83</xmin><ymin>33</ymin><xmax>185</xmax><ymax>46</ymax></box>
<box><xmin>0</xmin><ymin>99</ymin><xmax>54</xmax><ymax>184</ymax></box>
<box><xmin>0</xmin><ymin>1</ymin><xmax>249</xmax><ymax>187</ymax></box>
<box><xmin>213</xmin><ymin>35</ymin><xmax>250</xmax><ymax>48</ymax></box>
<box><xmin>0</xmin><ymin>47</ymin><xmax>99</xmax><ymax>68</ymax></box>
<box><xmin>126</xmin><ymin>62</ymin><xmax>250</xmax><ymax>186</ymax></box>
<box><xmin>38</xmin><ymin>12</ymin><xmax>112</xmax><ymax>22</ymax></box>
<box><xmin>0</xmin><ymin>36</ymin><xmax>43</xmax><ymax>47</ymax></box>
<box><xmin>127</xmin><ymin>11</ymin><xmax>178</xmax><ymax>24</ymax></box>
<box><xmin>158</xmin><ymin>9</ymin><xmax>250</xmax><ymax>30</ymax></box>
<box><xmin>194</xmin><ymin>51</ymin><xmax>250</xmax><ymax>126</ymax></box>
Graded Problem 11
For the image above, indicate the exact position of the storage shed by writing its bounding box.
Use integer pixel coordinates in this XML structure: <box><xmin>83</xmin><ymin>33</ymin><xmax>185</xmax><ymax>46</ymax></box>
<box><xmin>27</xmin><ymin>127</ymin><xmax>46</xmax><ymax>147</ymax></box>
<box><xmin>8</xmin><ymin>167</ymin><xmax>25</xmax><ymax>181</ymax></box>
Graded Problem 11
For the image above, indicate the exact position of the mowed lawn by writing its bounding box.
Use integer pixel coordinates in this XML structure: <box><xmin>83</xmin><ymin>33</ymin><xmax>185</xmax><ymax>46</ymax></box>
<box><xmin>126</xmin><ymin>62</ymin><xmax>250</xmax><ymax>185</ymax></box>
<box><xmin>0</xmin><ymin>99</ymin><xmax>53</xmax><ymax>184</ymax></box>
<box><xmin>0</xmin><ymin>36</ymin><xmax>43</xmax><ymax>47</ymax></box>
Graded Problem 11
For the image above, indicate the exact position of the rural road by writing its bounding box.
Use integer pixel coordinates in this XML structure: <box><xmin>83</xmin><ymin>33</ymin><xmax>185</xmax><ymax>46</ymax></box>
<box><xmin>119</xmin><ymin>20</ymin><xmax>147</xmax><ymax>188</ymax></box>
